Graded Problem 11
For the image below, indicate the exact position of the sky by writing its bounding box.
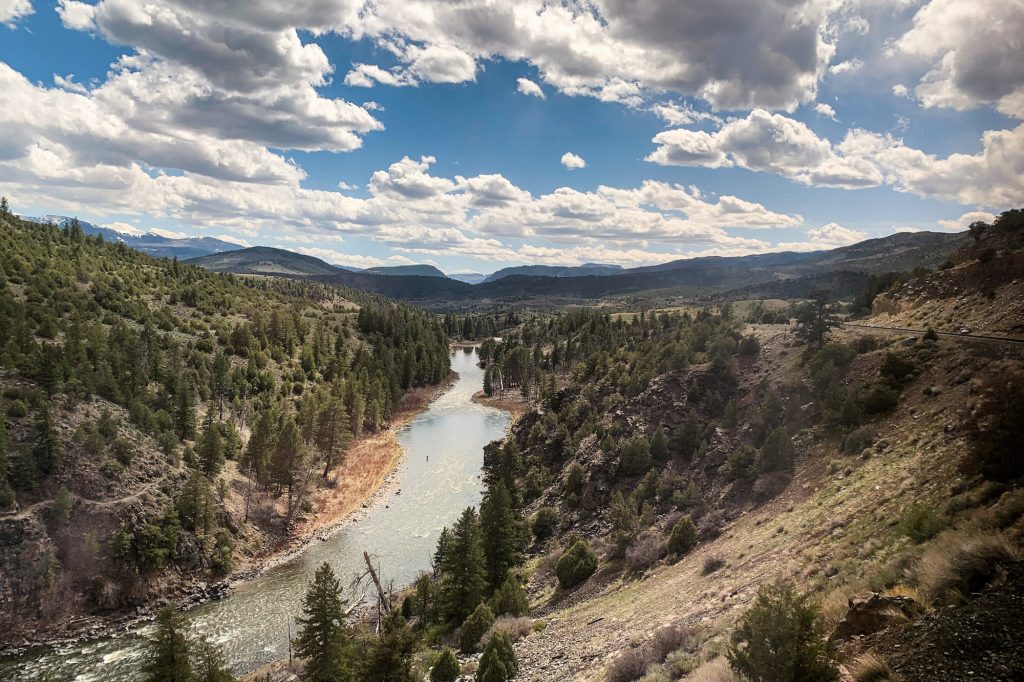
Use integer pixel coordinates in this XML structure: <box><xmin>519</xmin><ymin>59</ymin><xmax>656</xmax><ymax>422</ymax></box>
<box><xmin>0</xmin><ymin>0</ymin><xmax>1021</xmax><ymax>274</ymax></box>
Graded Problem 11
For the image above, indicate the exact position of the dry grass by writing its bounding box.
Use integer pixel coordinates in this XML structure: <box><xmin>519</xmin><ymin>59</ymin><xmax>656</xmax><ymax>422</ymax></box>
<box><xmin>881</xmin><ymin>583</ymin><xmax>921</xmax><ymax>602</ymax></box>
<box><xmin>848</xmin><ymin>652</ymin><xmax>901</xmax><ymax>682</ymax></box>
<box><xmin>683</xmin><ymin>657</ymin><xmax>741</xmax><ymax>682</ymax></box>
<box><xmin>916</xmin><ymin>530</ymin><xmax>1020</xmax><ymax>604</ymax></box>
<box><xmin>482</xmin><ymin>616</ymin><xmax>533</xmax><ymax>647</ymax></box>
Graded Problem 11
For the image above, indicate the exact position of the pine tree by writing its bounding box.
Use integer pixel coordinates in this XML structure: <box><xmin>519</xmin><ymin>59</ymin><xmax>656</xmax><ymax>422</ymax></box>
<box><xmin>192</xmin><ymin>637</ymin><xmax>236</xmax><ymax>682</ymax></box>
<box><xmin>360</xmin><ymin>611</ymin><xmax>417</xmax><ymax>682</ymax></box>
<box><xmin>211</xmin><ymin>352</ymin><xmax>230</xmax><ymax>420</ymax></box>
<box><xmin>650</xmin><ymin>425</ymin><xmax>669</xmax><ymax>461</ymax></box>
<box><xmin>270</xmin><ymin>417</ymin><xmax>306</xmax><ymax>516</ymax></box>
<box><xmin>315</xmin><ymin>395</ymin><xmax>350</xmax><ymax>477</ymax></box>
<box><xmin>476</xmin><ymin>631</ymin><xmax>517</xmax><ymax>682</ymax></box>
<box><xmin>174</xmin><ymin>376</ymin><xmax>197</xmax><ymax>440</ymax></box>
<box><xmin>197</xmin><ymin>418</ymin><xmax>226</xmax><ymax>477</ymax></box>
<box><xmin>440</xmin><ymin>507</ymin><xmax>487</xmax><ymax>624</ymax></box>
<box><xmin>32</xmin><ymin>404</ymin><xmax>62</xmax><ymax>475</ymax></box>
<box><xmin>430</xmin><ymin>647</ymin><xmax>460</xmax><ymax>682</ymax></box>
<box><xmin>758</xmin><ymin>427</ymin><xmax>795</xmax><ymax>473</ymax></box>
<box><xmin>479</xmin><ymin>482</ymin><xmax>526</xmax><ymax>591</ymax></box>
<box><xmin>295</xmin><ymin>562</ymin><xmax>352</xmax><ymax>682</ymax></box>
<box><xmin>0</xmin><ymin>196</ymin><xmax>9</xmax><ymax>216</ymax></box>
<box><xmin>144</xmin><ymin>606</ymin><xmax>192</xmax><ymax>682</ymax></box>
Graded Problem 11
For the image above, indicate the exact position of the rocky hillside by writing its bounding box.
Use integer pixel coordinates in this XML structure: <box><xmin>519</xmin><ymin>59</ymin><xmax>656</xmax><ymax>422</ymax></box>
<box><xmin>871</xmin><ymin>210</ymin><xmax>1024</xmax><ymax>338</ymax></box>
<box><xmin>0</xmin><ymin>212</ymin><xmax>451</xmax><ymax>647</ymax></box>
<box><xmin>474</xmin><ymin>252</ymin><xmax>1024</xmax><ymax>680</ymax></box>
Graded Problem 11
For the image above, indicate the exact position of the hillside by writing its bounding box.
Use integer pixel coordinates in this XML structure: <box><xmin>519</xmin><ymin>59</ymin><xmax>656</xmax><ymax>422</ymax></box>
<box><xmin>0</xmin><ymin>212</ymin><xmax>451</xmax><ymax>646</ymax></box>
<box><xmin>307</xmin><ymin>231</ymin><xmax>965</xmax><ymax>307</ymax></box>
<box><xmin>484</xmin><ymin>263</ymin><xmax>625</xmax><ymax>283</ymax></box>
<box><xmin>364</xmin><ymin>264</ymin><xmax>448</xmax><ymax>278</ymax></box>
<box><xmin>185</xmin><ymin>246</ymin><xmax>342</xmax><ymax>276</ymax></box>
<box><xmin>459</xmin><ymin>212</ymin><xmax>1024</xmax><ymax>681</ymax></box>
<box><xmin>24</xmin><ymin>216</ymin><xmax>244</xmax><ymax>260</ymax></box>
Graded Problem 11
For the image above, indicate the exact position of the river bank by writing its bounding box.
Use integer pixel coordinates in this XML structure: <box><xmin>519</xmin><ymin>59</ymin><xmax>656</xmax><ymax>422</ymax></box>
<box><xmin>0</xmin><ymin>374</ymin><xmax>458</xmax><ymax>659</ymax></box>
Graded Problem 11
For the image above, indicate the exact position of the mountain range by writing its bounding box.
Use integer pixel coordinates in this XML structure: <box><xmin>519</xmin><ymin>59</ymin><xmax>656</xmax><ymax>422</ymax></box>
<box><xmin>23</xmin><ymin>215</ymin><xmax>244</xmax><ymax>260</ymax></box>
<box><xmin>186</xmin><ymin>230</ymin><xmax>966</xmax><ymax>306</ymax></box>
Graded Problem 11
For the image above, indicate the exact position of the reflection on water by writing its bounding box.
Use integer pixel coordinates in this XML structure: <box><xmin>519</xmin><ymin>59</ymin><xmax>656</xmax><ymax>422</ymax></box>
<box><xmin>3</xmin><ymin>348</ymin><xmax>507</xmax><ymax>681</ymax></box>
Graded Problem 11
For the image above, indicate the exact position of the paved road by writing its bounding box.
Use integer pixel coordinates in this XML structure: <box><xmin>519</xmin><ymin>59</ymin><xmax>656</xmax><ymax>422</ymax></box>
<box><xmin>842</xmin><ymin>322</ymin><xmax>1024</xmax><ymax>346</ymax></box>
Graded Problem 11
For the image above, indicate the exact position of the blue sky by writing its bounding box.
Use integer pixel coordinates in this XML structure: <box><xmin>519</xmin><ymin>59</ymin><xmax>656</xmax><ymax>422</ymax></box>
<box><xmin>1</xmin><ymin>0</ymin><xmax>1021</xmax><ymax>274</ymax></box>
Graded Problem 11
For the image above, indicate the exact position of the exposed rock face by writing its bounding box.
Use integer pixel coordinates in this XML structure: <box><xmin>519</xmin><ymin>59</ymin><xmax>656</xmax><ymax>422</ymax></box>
<box><xmin>832</xmin><ymin>592</ymin><xmax>926</xmax><ymax>641</ymax></box>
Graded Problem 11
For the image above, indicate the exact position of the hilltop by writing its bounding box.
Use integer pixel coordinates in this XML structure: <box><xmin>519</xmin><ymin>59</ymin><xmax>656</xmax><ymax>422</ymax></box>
<box><xmin>185</xmin><ymin>246</ymin><xmax>343</xmax><ymax>276</ymax></box>
<box><xmin>484</xmin><ymin>263</ymin><xmax>625</xmax><ymax>283</ymax></box>
<box><xmin>364</xmin><ymin>264</ymin><xmax>449</xmax><ymax>278</ymax></box>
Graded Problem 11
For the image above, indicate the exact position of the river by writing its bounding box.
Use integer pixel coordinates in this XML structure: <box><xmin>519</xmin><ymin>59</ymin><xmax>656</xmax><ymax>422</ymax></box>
<box><xmin>2</xmin><ymin>347</ymin><xmax>509</xmax><ymax>681</ymax></box>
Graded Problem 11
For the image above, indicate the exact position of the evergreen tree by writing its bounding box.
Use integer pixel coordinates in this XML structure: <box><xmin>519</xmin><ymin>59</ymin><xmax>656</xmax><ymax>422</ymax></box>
<box><xmin>0</xmin><ymin>196</ymin><xmax>9</xmax><ymax>215</ymax></box>
<box><xmin>174</xmin><ymin>376</ymin><xmax>197</xmax><ymax>440</ymax></box>
<box><xmin>32</xmin><ymin>404</ymin><xmax>62</xmax><ymax>475</ymax></box>
<box><xmin>440</xmin><ymin>507</ymin><xmax>487</xmax><ymax>624</ymax></box>
<box><xmin>192</xmin><ymin>638</ymin><xmax>236</xmax><ymax>682</ymax></box>
<box><xmin>360</xmin><ymin>611</ymin><xmax>417</xmax><ymax>682</ymax></box>
<box><xmin>197</xmin><ymin>418</ymin><xmax>226</xmax><ymax>477</ymax></box>
<box><xmin>758</xmin><ymin>427</ymin><xmax>795</xmax><ymax>473</ymax></box>
<box><xmin>315</xmin><ymin>395</ymin><xmax>350</xmax><ymax>477</ymax></box>
<box><xmin>430</xmin><ymin>647</ymin><xmax>460</xmax><ymax>682</ymax></box>
<box><xmin>650</xmin><ymin>425</ymin><xmax>669</xmax><ymax>461</ymax></box>
<box><xmin>270</xmin><ymin>417</ymin><xmax>306</xmax><ymax>516</ymax></box>
<box><xmin>295</xmin><ymin>562</ymin><xmax>352</xmax><ymax>682</ymax></box>
<box><xmin>476</xmin><ymin>632</ymin><xmax>517</xmax><ymax>682</ymax></box>
<box><xmin>479</xmin><ymin>482</ymin><xmax>526</xmax><ymax>591</ymax></box>
<box><xmin>143</xmin><ymin>606</ymin><xmax>192</xmax><ymax>682</ymax></box>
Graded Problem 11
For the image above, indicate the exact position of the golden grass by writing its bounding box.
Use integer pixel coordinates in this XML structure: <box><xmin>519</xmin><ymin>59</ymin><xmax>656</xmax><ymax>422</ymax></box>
<box><xmin>848</xmin><ymin>652</ymin><xmax>902</xmax><ymax>682</ymax></box>
<box><xmin>915</xmin><ymin>530</ymin><xmax>1020</xmax><ymax>604</ymax></box>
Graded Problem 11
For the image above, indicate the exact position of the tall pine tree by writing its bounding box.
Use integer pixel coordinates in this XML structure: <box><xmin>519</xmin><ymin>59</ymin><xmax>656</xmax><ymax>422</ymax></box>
<box><xmin>439</xmin><ymin>507</ymin><xmax>487</xmax><ymax>624</ymax></box>
<box><xmin>295</xmin><ymin>562</ymin><xmax>352</xmax><ymax>682</ymax></box>
<box><xmin>479</xmin><ymin>482</ymin><xmax>526</xmax><ymax>592</ymax></box>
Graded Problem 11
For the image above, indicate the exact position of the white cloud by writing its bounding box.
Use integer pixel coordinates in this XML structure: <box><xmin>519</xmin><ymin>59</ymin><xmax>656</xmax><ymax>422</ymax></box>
<box><xmin>214</xmin><ymin>234</ymin><xmax>252</xmax><ymax>247</ymax></box>
<box><xmin>53</xmin><ymin>73</ymin><xmax>88</xmax><ymax>94</ymax></box>
<box><xmin>815</xmin><ymin>103</ymin><xmax>838</xmax><ymax>120</ymax></box>
<box><xmin>105</xmin><ymin>221</ymin><xmax>144</xmax><ymax>236</ymax></box>
<box><xmin>1</xmin><ymin>0</ymin><xmax>33</xmax><ymax>26</ymax></box>
<box><xmin>775</xmin><ymin>222</ymin><xmax>869</xmax><ymax>251</ymax></box>
<box><xmin>516</xmin><ymin>77</ymin><xmax>545</xmax><ymax>99</ymax></box>
<box><xmin>892</xmin><ymin>83</ymin><xmax>910</xmax><ymax>98</ymax></box>
<box><xmin>294</xmin><ymin>247</ymin><xmax>416</xmax><ymax>269</ymax></box>
<box><xmin>650</xmin><ymin>101</ymin><xmax>722</xmax><ymax>127</ymax></box>
<box><xmin>648</xmin><ymin>108</ymin><xmax>1024</xmax><ymax>206</ymax></box>
<box><xmin>937</xmin><ymin>210</ymin><xmax>997</xmax><ymax>231</ymax></box>
<box><xmin>843</xmin><ymin>16</ymin><xmax>870</xmax><ymax>35</ymax></box>
<box><xmin>560</xmin><ymin>152</ymin><xmax>586</xmax><ymax>170</ymax></box>
<box><xmin>647</xmin><ymin>109</ymin><xmax>882</xmax><ymax>189</ymax></box>
<box><xmin>829</xmin><ymin>59</ymin><xmax>864</xmax><ymax>76</ymax></box>
<box><xmin>337</xmin><ymin>181</ymin><xmax>358</xmax><ymax>191</ymax></box>
<box><xmin>894</xmin><ymin>0</ymin><xmax>1024</xmax><ymax>118</ymax></box>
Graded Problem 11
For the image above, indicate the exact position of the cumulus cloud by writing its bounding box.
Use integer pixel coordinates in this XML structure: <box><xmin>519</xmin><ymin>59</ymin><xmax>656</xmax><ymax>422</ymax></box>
<box><xmin>516</xmin><ymin>77</ymin><xmax>545</xmax><ymax>99</ymax></box>
<box><xmin>648</xmin><ymin>108</ymin><xmax>1024</xmax><ymax>206</ymax></box>
<box><xmin>294</xmin><ymin>247</ymin><xmax>416</xmax><ymax>269</ymax></box>
<box><xmin>1</xmin><ymin>0</ymin><xmax>32</xmax><ymax>26</ymax></box>
<box><xmin>892</xmin><ymin>83</ymin><xmax>910</xmax><ymax>98</ymax></box>
<box><xmin>560</xmin><ymin>152</ymin><xmax>586</xmax><ymax>170</ymax></box>
<box><xmin>815</xmin><ymin>103</ymin><xmax>838</xmax><ymax>120</ymax></box>
<box><xmin>647</xmin><ymin>109</ymin><xmax>882</xmax><ymax>189</ymax></box>
<box><xmin>894</xmin><ymin>0</ymin><xmax>1024</xmax><ymax>118</ymax></box>
<box><xmin>937</xmin><ymin>210</ymin><xmax>998</xmax><ymax>231</ymax></box>
<box><xmin>341</xmin><ymin>0</ymin><xmax>838</xmax><ymax>111</ymax></box>
<box><xmin>775</xmin><ymin>222</ymin><xmax>869</xmax><ymax>251</ymax></box>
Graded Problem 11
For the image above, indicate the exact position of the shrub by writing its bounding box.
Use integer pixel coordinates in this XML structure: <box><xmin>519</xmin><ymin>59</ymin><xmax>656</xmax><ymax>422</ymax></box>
<box><xmin>757</xmin><ymin>427</ymin><xmax>794</xmax><ymax>473</ymax></box>
<box><xmin>649</xmin><ymin>622</ymin><xmax>691</xmax><ymax>662</ymax></box>
<box><xmin>860</xmin><ymin>383</ymin><xmax>899</xmax><ymax>415</ymax></box>
<box><xmin>7</xmin><ymin>400</ymin><xmax>27</xmax><ymax>418</ymax></box>
<box><xmin>460</xmin><ymin>603</ymin><xmax>495</xmax><ymax>653</ymax></box>
<box><xmin>897</xmin><ymin>504</ymin><xmax>945</xmax><ymax>543</ymax></box>
<box><xmin>848</xmin><ymin>652</ymin><xmax>901</xmax><ymax>682</ymax></box>
<box><xmin>702</xmin><ymin>554</ymin><xmax>726</xmax><ymax>575</ymax></box>
<box><xmin>483</xmin><ymin>616</ymin><xmax>532</xmax><ymax>646</ymax></box>
<box><xmin>961</xmin><ymin>375</ymin><xmax>1024</xmax><ymax>481</ymax></box>
<box><xmin>531</xmin><ymin>507</ymin><xmax>559</xmax><ymax>542</ymax></box>
<box><xmin>727</xmin><ymin>580</ymin><xmax>839</xmax><ymax>682</ymax></box>
<box><xmin>738</xmin><ymin>335</ymin><xmax>760</xmax><ymax>356</ymax></box>
<box><xmin>476</xmin><ymin>631</ymin><xmax>517</xmax><ymax>682</ymax></box>
<box><xmin>619</xmin><ymin>438</ymin><xmax>652</xmax><ymax>476</ymax></box>
<box><xmin>489</xmin><ymin>576</ymin><xmax>529</xmax><ymax>617</ymax></box>
<box><xmin>687</xmin><ymin>657</ymin><xmax>742</xmax><ymax>682</ymax></box>
<box><xmin>917</xmin><ymin>531</ymin><xmax>1020</xmax><ymax>605</ymax></box>
<box><xmin>606</xmin><ymin>647</ymin><xmax>652</xmax><ymax>682</ymax></box>
<box><xmin>556</xmin><ymin>538</ymin><xmax>598</xmax><ymax>589</ymax></box>
<box><xmin>880</xmin><ymin>353</ymin><xmax>916</xmax><ymax>386</ymax></box>
<box><xmin>112</xmin><ymin>438</ymin><xmax>134</xmax><ymax>466</ymax></box>
<box><xmin>668</xmin><ymin>516</ymin><xmax>698</xmax><ymax>556</ymax></box>
<box><xmin>430</xmin><ymin>647</ymin><xmax>460</xmax><ymax>682</ymax></box>
<box><xmin>626</xmin><ymin>532</ymin><xmax>663</xmax><ymax>572</ymax></box>
<box><xmin>842</xmin><ymin>426</ymin><xmax>876</xmax><ymax>455</ymax></box>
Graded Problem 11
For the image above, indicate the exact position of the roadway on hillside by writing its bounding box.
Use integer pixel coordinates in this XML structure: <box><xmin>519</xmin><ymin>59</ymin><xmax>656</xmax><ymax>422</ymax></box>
<box><xmin>841</xmin><ymin>322</ymin><xmax>1024</xmax><ymax>346</ymax></box>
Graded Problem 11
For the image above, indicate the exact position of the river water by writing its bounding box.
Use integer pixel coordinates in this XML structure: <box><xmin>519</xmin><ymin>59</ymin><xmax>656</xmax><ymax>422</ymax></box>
<box><xmin>3</xmin><ymin>347</ymin><xmax>508</xmax><ymax>681</ymax></box>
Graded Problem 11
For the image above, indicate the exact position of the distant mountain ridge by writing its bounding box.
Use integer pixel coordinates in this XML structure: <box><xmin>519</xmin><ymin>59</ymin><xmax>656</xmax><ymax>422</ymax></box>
<box><xmin>184</xmin><ymin>246</ymin><xmax>342</xmax><ymax>276</ymax></box>
<box><xmin>483</xmin><ymin>262</ymin><xmax>624</xmax><ymax>282</ymax></box>
<box><xmin>364</xmin><ymin>264</ymin><xmax>448</xmax><ymax>278</ymax></box>
<box><xmin>23</xmin><ymin>215</ymin><xmax>243</xmax><ymax>259</ymax></box>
